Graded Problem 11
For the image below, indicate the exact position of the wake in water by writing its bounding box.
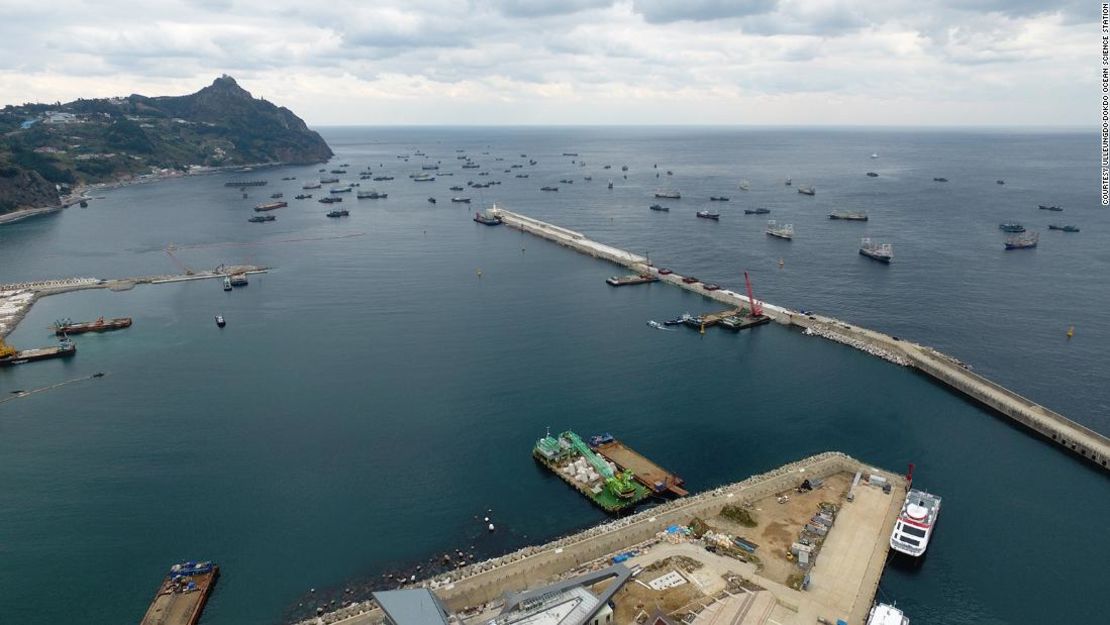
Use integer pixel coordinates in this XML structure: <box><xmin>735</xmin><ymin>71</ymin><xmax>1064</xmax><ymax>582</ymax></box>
<box><xmin>646</xmin><ymin>320</ymin><xmax>676</xmax><ymax>331</ymax></box>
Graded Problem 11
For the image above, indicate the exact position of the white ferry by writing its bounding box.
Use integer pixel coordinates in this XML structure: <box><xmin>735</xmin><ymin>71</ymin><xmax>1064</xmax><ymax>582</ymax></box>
<box><xmin>890</xmin><ymin>488</ymin><xmax>941</xmax><ymax>557</ymax></box>
<box><xmin>867</xmin><ymin>603</ymin><xmax>909</xmax><ymax>625</ymax></box>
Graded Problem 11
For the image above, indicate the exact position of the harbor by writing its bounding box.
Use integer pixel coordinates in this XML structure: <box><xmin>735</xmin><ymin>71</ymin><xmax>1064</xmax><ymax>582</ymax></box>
<box><xmin>295</xmin><ymin>452</ymin><xmax>906</xmax><ymax>625</ymax></box>
<box><xmin>492</xmin><ymin>206</ymin><xmax>1110</xmax><ymax>472</ymax></box>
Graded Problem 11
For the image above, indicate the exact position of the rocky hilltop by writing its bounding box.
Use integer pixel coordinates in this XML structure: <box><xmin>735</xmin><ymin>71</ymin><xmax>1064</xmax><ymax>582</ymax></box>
<box><xmin>0</xmin><ymin>76</ymin><xmax>333</xmax><ymax>215</ymax></box>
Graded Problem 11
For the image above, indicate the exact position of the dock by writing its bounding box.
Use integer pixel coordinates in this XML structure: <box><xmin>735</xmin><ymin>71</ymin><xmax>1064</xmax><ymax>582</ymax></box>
<box><xmin>491</xmin><ymin>207</ymin><xmax>1110</xmax><ymax>472</ymax></box>
<box><xmin>591</xmin><ymin>435</ymin><xmax>688</xmax><ymax>497</ymax></box>
<box><xmin>296</xmin><ymin>452</ymin><xmax>904</xmax><ymax>625</ymax></box>
<box><xmin>140</xmin><ymin>561</ymin><xmax>219</xmax><ymax>625</ymax></box>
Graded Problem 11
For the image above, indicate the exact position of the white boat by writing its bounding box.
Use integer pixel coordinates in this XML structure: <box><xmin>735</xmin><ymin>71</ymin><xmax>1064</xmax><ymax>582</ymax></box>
<box><xmin>738</xmin><ymin>180</ymin><xmax>750</xmax><ymax>191</ymax></box>
<box><xmin>765</xmin><ymin>220</ymin><xmax>794</xmax><ymax>240</ymax></box>
<box><xmin>866</xmin><ymin>603</ymin><xmax>908</xmax><ymax>625</ymax></box>
<box><xmin>654</xmin><ymin>189</ymin><xmax>681</xmax><ymax>199</ymax></box>
<box><xmin>607</xmin><ymin>178</ymin><xmax>613</xmax><ymax>189</ymax></box>
<box><xmin>859</xmin><ymin>238</ymin><xmax>893</xmax><ymax>263</ymax></box>
<box><xmin>871</xmin><ymin>153</ymin><xmax>879</xmax><ymax>159</ymax></box>
<box><xmin>890</xmin><ymin>488</ymin><xmax>941</xmax><ymax>557</ymax></box>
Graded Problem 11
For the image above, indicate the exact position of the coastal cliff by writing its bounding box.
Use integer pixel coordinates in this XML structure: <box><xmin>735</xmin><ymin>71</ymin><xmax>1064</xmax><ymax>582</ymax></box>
<box><xmin>0</xmin><ymin>76</ymin><xmax>333</xmax><ymax>215</ymax></box>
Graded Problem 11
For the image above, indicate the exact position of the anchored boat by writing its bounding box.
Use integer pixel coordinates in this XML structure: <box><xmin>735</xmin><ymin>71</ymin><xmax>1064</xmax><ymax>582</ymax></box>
<box><xmin>54</xmin><ymin>316</ymin><xmax>132</xmax><ymax>336</ymax></box>
<box><xmin>890</xmin><ymin>489</ymin><xmax>942</xmax><ymax>557</ymax></box>
<box><xmin>654</xmin><ymin>189</ymin><xmax>681</xmax><ymax>199</ymax></box>
<box><xmin>765</xmin><ymin>220</ymin><xmax>794</xmax><ymax>240</ymax></box>
<box><xmin>1004</xmin><ymin>232</ymin><xmax>1039</xmax><ymax>250</ymax></box>
<box><xmin>829</xmin><ymin>211</ymin><xmax>869</xmax><ymax>221</ymax></box>
<box><xmin>140</xmin><ymin>560</ymin><xmax>219</xmax><ymax>625</ymax></box>
<box><xmin>533</xmin><ymin>430</ymin><xmax>649</xmax><ymax>513</ymax></box>
<box><xmin>0</xmin><ymin>337</ymin><xmax>76</xmax><ymax>367</ymax></box>
<box><xmin>859</xmin><ymin>238</ymin><xmax>893</xmax><ymax>263</ymax></box>
<box><xmin>696</xmin><ymin>210</ymin><xmax>720</xmax><ymax>220</ymax></box>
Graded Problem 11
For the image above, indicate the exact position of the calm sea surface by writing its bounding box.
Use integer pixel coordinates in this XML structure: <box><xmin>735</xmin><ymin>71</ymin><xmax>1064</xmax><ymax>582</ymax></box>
<box><xmin>0</xmin><ymin>127</ymin><xmax>1107</xmax><ymax>625</ymax></box>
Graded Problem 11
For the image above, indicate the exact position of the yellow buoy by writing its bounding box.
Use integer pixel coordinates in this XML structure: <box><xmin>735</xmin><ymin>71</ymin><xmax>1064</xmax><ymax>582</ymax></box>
<box><xmin>476</xmin><ymin>269</ymin><xmax>482</xmax><ymax>279</ymax></box>
<box><xmin>1066</xmin><ymin>325</ymin><xmax>1074</xmax><ymax>339</ymax></box>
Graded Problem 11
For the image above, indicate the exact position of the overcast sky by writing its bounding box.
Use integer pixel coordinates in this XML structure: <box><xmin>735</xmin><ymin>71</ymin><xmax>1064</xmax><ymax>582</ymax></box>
<box><xmin>0</xmin><ymin>0</ymin><xmax>1094</xmax><ymax>126</ymax></box>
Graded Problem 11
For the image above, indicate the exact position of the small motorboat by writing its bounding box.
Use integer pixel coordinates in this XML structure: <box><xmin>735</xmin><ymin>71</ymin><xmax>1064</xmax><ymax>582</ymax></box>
<box><xmin>427</xmin><ymin>197</ymin><xmax>437</xmax><ymax>204</ymax></box>
<box><xmin>215</xmin><ymin>314</ymin><xmax>226</xmax><ymax>328</ymax></box>
<box><xmin>696</xmin><ymin>210</ymin><xmax>720</xmax><ymax>220</ymax></box>
<box><xmin>223</xmin><ymin>277</ymin><xmax>232</xmax><ymax>291</ymax></box>
<box><xmin>649</xmin><ymin>204</ymin><xmax>669</xmax><ymax>211</ymax></box>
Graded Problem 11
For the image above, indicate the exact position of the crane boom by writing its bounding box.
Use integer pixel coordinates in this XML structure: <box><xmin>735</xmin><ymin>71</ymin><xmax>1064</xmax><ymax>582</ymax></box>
<box><xmin>744</xmin><ymin>271</ymin><xmax>763</xmax><ymax>317</ymax></box>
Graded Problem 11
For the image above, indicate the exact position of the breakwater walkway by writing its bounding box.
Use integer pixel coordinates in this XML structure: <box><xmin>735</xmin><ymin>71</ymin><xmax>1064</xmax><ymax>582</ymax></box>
<box><xmin>0</xmin><ymin>265</ymin><xmax>268</xmax><ymax>339</ymax></box>
<box><xmin>493</xmin><ymin>208</ymin><xmax>1110</xmax><ymax>472</ymax></box>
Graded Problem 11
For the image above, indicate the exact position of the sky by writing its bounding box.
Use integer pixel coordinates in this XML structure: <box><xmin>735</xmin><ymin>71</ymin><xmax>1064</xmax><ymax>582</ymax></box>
<box><xmin>0</xmin><ymin>0</ymin><xmax>1095</xmax><ymax>126</ymax></box>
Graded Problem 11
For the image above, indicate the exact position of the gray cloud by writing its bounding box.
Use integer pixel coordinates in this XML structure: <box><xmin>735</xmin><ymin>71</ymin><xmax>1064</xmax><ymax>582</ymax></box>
<box><xmin>632</xmin><ymin>0</ymin><xmax>778</xmax><ymax>24</ymax></box>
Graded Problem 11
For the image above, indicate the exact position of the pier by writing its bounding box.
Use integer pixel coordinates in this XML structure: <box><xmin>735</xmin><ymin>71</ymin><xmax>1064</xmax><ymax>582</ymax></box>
<box><xmin>0</xmin><ymin>265</ymin><xmax>268</xmax><ymax>339</ymax></box>
<box><xmin>296</xmin><ymin>452</ymin><xmax>904</xmax><ymax>625</ymax></box>
<box><xmin>493</xmin><ymin>208</ymin><xmax>1110</xmax><ymax>472</ymax></box>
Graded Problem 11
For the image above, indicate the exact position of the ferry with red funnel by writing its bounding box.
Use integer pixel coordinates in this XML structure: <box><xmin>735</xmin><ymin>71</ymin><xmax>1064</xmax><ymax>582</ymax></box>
<box><xmin>890</xmin><ymin>488</ymin><xmax>941</xmax><ymax>557</ymax></box>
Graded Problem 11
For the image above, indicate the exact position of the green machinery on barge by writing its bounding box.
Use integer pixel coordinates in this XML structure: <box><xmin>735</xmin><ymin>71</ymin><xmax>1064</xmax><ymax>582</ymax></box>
<box><xmin>533</xmin><ymin>430</ymin><xmax>650</xmax><ymax>513</ymax></box>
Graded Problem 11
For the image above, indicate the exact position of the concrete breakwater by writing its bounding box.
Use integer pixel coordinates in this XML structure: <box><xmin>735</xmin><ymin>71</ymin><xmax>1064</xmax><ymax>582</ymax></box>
<box><xmin>294</xmin><ymin>451</ymin><xmax>897</xmax><ymax>625</ymax></box>
<box><xmin>0</xmin><ymin>266</ymin><xmax>268</xmax><ymax>340</ymax></box>
<box><xmin>493</xmin><ymin>208</ymin><xmax>1109</xmax><ymax>472</ymax></box>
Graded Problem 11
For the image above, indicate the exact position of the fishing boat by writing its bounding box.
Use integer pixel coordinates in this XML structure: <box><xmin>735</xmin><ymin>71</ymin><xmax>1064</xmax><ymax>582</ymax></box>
<box><xmin>765</xmin><ymin>220</ymin><xmax>794</xmax><ymax>240</ymax></box>
<box><xmin>253</xmin><ymin>201</ymin><xmax>287</xmax><ymax>212</ymax></box>
<box><xmin>427</xmin><ymin>197</ymin><xmax>437</xmax><ymax>204</ymax></box>
<box><xmin>473</xmin><ymin>206</ymin><xmax>503</xmax><ymax>225</ymax></box>
<box><xmin>998</xmin><ymin>223</ymin><xmax>1025</xmax><ymax>233</ymax></box>
<box><xmin>649</xmin><ymin>204</ymin><xmax>669</xmax><ymax>212</ymax></box>
<box><xmin>540</xmin><ymin>186</ymin><xmax>558</xmax><ymax>192</ymax></box>
<box><xmin>1004</xmin><ymin>232</ymin><xmax>1039</xmax><ymax>250</ymax></box>
<box><xmin>248</xmin><ymin>215</ymin><xmax>276</xmax><ymax>223</ymax></box>
<box><xmin>372</xmin><ymin>175</ymin><xmax>394</xmax><ymax>181</ymax></box>
<box><xmin>413</xmin><ymin>174</ymin><xmax>435</xmax><ymax>182</ymax></box>
<box><xmin>890</xmin><ymin>489</ymin><xmax>942</xmax><ymax>557</ymax></box>
<box><xmin>709</xmin><ymin>196</ymin><xmax>730</xmax><ymax>201</ymax></box>
<box><xmin>737</xmin><ymin>180</ymin><xmax>750</xmax><ymax>191</ymax></box>
<box><xmin>326</xmin><ymin>209</ymin><xmax>350</xmax><ymax>218</ymax></box>
<box><xmin>319</xmin><ymin>177</ymin><xmax>340</xmax><ymax>184</ymax></box>
<box><xmin>223</xmin><ymin>277</ymin><xmax>232</xmax><ymax>291</ymax></box>
<box><xmin>859</xmin><ymin>238</ymin><xmax>893</xmax><ymax>263</ymax></box>
<box><xmin>996</xmin><ymin>180</ymin><xmax>1005</xmax><ymax>185</ymax></box>
<box><xmin>654</xmin><ymin>189</ymin><xmax>681</xmax><ymax>199</ymax></box>
<box><xmin>784</xmin><ymin>178</ymin><xmax>792</xmax><ymax>186</ymax></box>
<box><xmin>744</xmin><ymin>208</ymin><xmax>771</xmax><ymax>215</ymax></box>
<box><xmin>214</xmin><ymin>315</ymin><xmax>226</xmax><ymax>328</ymax></box>
<box><xmin>933</xmin><ymin>177</ymin><xmax>948</xmax><ymax>182</ymax></box>
<box><xmin>357</xmin><ymin>190</ymin><xmax>388</xmax><ymax>199</ymax></box>
<box><xmin>607</xmin><ymin>179</ymin><xmax>613</xmax><ymax>189</ymax></box>
<box><xmin>1048</xmin><ymin>224</ymin><xmax>1080</xmax><ymax>232</ymax></box>
<box><xmin>451</xmin><ymin>197</ymin><xmax>471</xmax><ymax>203</ymax></box>
<box><xmin>696</xmin><ymin>210</ymin><xmax>720</xmax><ymax>220</ymax></box>
<box><xmin>1038</xmin><ymin>204</ymin><xmax>1063</xmax><ymax>211</ymax></box>
<box><xmin>829</xmin><ymin>212</ymin><xmax>869</xmax><ymax>221</ymax></box>
<box><xmin>319</xmin><ymin>197</ymin><xmax>342</xmax><ymax>204</ymax></box>
<box><xmin>294</xmin><ymin>194</ymin><xmax>312</xmax><ymax>200</ymax></box>
<box><xmin>866</xmin><ymin>172</ymin><xmax>879</xmax><ymax>177</ymax></box>
<box><xmin>797</xmin><ymin>186</ymin><xmax>815</xmax><ymax>195</ymax></box>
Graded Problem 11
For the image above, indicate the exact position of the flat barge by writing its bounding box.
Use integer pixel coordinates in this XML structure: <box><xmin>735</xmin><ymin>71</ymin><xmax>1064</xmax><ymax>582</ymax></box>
<box><xmin>606</xmin><ymin>273</ymin><xmax>659</xmax><ymax>287</ymax></box>
<box><xmin>54</xmin><ymin>316</ymin><xmax>132</xmax><ymax>336</ymax></box>
<box><xmin>589</xmin><ymin>433</ymin><xmax>688</xmax><ymax>497</ymax></box>
<box><xmin>225</xmin><ymin>180</ymin><xmax>267</xmax><ymax>187</ymax></box>
<box><xmin>0</xmin><ymin>339</ymin><xmax>75</xmax><ymax>367</ymax></box>
<box><xmin>534</xmin><ymin>430</ymin><xmax>650</xmax><ymax>513</ymax></box>
<box><xmin>140</xmin><ymin>561</ymin><xmax>220</xmax><ymax>625</ymax></box>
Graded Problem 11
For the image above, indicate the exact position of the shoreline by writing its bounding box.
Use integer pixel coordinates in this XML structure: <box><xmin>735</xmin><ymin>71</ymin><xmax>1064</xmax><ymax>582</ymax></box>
<box><xmin>0</xmin><ymin>159</ymin><xmax>313</xmax><ymax>227</ymax></box>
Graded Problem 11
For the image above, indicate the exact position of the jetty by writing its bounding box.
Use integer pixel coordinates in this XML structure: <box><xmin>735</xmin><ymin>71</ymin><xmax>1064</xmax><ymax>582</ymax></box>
<box><xmin>296</xmin><ymin>452</ymin><xmax>905</xmax><ymax>625</ymax></box>
<box><xmin>0</xmin><ymin>265</ymin><xmax>268</xmax><ymax>339</ymax></box>
<box><xmin>491</xmin><ymin>207</ymin><xmax>1110</xmax><ymax>472</ymax></box>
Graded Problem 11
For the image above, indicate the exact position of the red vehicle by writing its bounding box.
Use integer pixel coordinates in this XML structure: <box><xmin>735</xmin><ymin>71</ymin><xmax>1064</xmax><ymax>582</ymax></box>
<box><xmin>657</xmin><ymin>268</ymin><xmax>673</xmax><ymax>275</ymax></box>
<box><xmin>681</xmin><ymin>276</ymin><xmax>699</xmax><ymax>284</ymax></box>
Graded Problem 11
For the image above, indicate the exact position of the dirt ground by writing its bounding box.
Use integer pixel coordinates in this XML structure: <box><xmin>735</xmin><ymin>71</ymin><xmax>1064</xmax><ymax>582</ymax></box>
<box><xmin>709</xmin><ymin>472</ymin><xmax>852</xmax><ymax>586</ymax></box>
<box><xmin>610</xmin><ymin>556</ymin><xmax>707</xmax><ymax>624</ymax></box>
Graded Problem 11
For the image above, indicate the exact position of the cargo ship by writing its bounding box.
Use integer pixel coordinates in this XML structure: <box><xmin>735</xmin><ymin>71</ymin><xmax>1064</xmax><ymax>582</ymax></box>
<box><xmin>605</xmin><ymin>273</ymin><xmax>658</xmax><ymax>286</ymax></box>
<box><xmin>0</xmin><ymin>337</ymin><xmax>76</xmax><ymax>367</ymax></box>
<box><xmin>139</xmin><ymin>560</ymin><xmax>220</xmax><ymax>625</ymax></box>
<box><xmin>54</xmin><ymin>316</ymin><xmax>131</xmax><ymax>336</ymax></box>
<box><xmin>859</xmin><ymin>238</ymin><xmax>893</xmax><ymax>263</ymax></box>
<box><xmin>1004</xmin><ymin>232</ymin><xmax>1038</xmax><ymax>250</ymax></box>
<box><xmin>533</xmin><ymin>430</ymin><xmax>650</xmax><ymax>513</ymax></box>
<box><xmin>829</xmin><ymin>211</ymin><xmax>869</xmax><ymax>221</ymax></box>
<box><xmin>253</xmin><ymin>201</ymin><xmax>287</xmax><ymax>212</ymax></box>
<box><xmin>589</xmin><ymin>433</ymin><xmax>688</xmax><ymax>497</ymax></box>
<box><xmin>473</xmin><ymin>208</ymin><xmax>502</xmax><ymax>225</ymax></box>
<box><xmin>224</xmin><ymin>180</ymin><xmax>266</xmax><ymax>187</ymax></box>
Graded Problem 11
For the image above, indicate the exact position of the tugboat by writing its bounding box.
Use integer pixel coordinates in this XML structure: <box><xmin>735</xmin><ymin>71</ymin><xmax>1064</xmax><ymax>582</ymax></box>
<box><xmin>737</xmin><ymin>180</ymin><xmax>750</xmax><ymax>191</ymax></box>
<box><xmin>326</xmin><ymin>209</ymin><xmax>350</xmax><ymax>218</ymax></box>
<box><xmin>649</xmin><ymin>204</ymin><xmax>669</xmax><ymax>212</ymax></box>
<box><xmin>1004</xmin><ymin>232</ymin><xmax>1039</xmax><ymax>250</ymax></box>
<box><xmin>1048</xmin><ymin>224</ymin><xmax>1080</xmax><ymax>232</ymax></box>
<box><xmin>696</xmin><ymin>210</ymin><xmax>720</xmax><ymax>220</ymax></box>
<box><xmin>890</xmin><ymin>488</ymin><xmax>942</xmax><ymax>558</ymax></box>
<box><xmin>215</xmin><ymin>315</ymin><xmax>226</xmax><ymax>328</ymax></box>
<box><xmin>859</xmin><ymin>238</ymin><xmax>893</xmax><ymax>263</ymax></box>
<box><xmin>765</xmin><ymin>220</ymin><xmax>794</xmax><ymax>240</ymax></box>
<box><xmin>744</xmin><ymin>208</ymin><xmax>771</xmax><ymax>215</ymax></box>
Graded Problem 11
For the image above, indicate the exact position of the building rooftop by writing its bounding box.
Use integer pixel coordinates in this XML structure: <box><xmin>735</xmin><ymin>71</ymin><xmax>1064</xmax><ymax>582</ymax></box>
<box><xmin>372</xmin><ymin>589</ymin><xmax>451</xmax><ymax>625</ymax></box>
<box><xmin>488</xmin><ymin>565</ymin><xmax>630</xmax><ymax>625</ymax></box>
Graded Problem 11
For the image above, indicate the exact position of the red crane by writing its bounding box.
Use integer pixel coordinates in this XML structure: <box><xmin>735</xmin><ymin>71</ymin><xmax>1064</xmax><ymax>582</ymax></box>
<box><xmin>744</xmin><ymin>271</ymin><xmax>763</xmax><ymax>317</ymax></box>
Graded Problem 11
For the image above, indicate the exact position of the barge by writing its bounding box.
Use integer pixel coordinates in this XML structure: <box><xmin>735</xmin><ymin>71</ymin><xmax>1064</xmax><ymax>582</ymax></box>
<box><xmin>253</xmin><ymin>201</ymin><xmax>287</xmax><ymax>212</ymax></box>
<box><xmin>54</xmin><ymin>316</ymin><xmax>132</xmax><ymax>336</ymax></box>
<box><xmin>0</xmin><ymin>338</ymin><xmax>75</xmax><ymax>367</ymax></box>
<box><xmin>589</xmin><ymin>433</ymin><xmax>688</xmax><ymax>497</ymax></box>
<box><xmin>606</xmin><ymin>274</ymin><xmax>658</xmax><ymax>287</ymax></box>
<box><xmin>224</xmin><ymin>180</ymin><xmax>267</xmax><ymax>187</ymax></box>
<box><xmin>533</xmin><ymin>430</ymin><xmax>650</xmax><ymax>513</ymax></box>
<box><xmin>139</xmin><ymin>561</ymin><xmax>220</xmax><ymax>625</ymax></box>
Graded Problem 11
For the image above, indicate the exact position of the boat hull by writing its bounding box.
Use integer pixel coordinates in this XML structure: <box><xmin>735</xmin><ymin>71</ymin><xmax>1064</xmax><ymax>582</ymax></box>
<box><xmin>859</xmin><ymin>249</ymin><xmax>892</xmax><ymax>263</ymax></box>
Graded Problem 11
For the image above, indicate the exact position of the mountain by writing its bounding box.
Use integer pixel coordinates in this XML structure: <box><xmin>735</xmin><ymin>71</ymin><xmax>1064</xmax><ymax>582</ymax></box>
<box><xmin>0</xmin><ymin>76</ymin><xmax>333</xmax><ymax>215</ymax></box>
